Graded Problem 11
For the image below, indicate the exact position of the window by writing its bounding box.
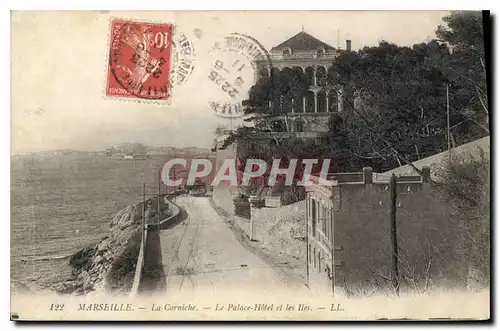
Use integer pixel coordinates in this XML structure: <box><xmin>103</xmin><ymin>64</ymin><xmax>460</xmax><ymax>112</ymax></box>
<box><xmin>311</xmin><ymin>198</ymin><xmax>317</xmax><ymax>235</ymax></box>
<box><xmin>326</xmin><ymin>209</ymin><xmax>332</xmax><ymax>241</ymax></box>
<box><xmin>305</xmin><ymin>196</ymin><xmax>309</xmax><ymax>223</ymax></box>
<box><xmin>282</xmin><ymin>47</ymin><xmax>292</xmax><ymax>57</ymax></box>
<box><xmin>317</xmin><ymin>202</ymin><xmax>321</xmax><ymax>230</ymax></box>
<box><xmin>329</xmin><ymin>91</ymin><xmax>339</xmax><ymax>112</ymax></box>
<box><xmin>317</xmin><ymin>48</ymin><xmax>325</xmax><ymax>58</ymax></box>
<box><xmin>313</xmin><ymin>248</ymin><xmax>316</xmax><ymax>268</ymax></box>
<box><xmin>324</xmin><ymin>208</ymin><xmax>328</xmax><ymax>238</ymax></box>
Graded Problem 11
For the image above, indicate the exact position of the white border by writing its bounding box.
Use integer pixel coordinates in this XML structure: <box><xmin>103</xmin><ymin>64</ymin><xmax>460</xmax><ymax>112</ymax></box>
<box><xmin>5</xmin><ymin>1</ymin><xmax>497</xmax><ymax>10</ymax></box>
<box><xmin>3</xmin><ymin>2</ymin><xmax>498</xmax><ymax>330</ymax></box>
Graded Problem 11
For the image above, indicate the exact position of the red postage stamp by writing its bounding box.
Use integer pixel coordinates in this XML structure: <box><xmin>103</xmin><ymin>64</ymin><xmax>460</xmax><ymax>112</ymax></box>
<box><xmin>107</xmin><ymin>19</ymin><xmax>173</xmax><ymax>101</ymax></box>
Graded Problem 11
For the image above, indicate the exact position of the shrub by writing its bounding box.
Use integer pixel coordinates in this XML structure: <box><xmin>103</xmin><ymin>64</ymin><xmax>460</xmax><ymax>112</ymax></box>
<box><xmin>437</xmin><ymin>147</ymin><xmax>490</xmax><ymax>287</ymax></box>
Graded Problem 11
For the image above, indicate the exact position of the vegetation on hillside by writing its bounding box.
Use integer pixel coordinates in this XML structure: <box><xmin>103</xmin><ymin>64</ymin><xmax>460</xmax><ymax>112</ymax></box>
<box><xmin>438</xmin><ymin>148</ymin><xmax>490</xmax><ymax>287</ymax></box>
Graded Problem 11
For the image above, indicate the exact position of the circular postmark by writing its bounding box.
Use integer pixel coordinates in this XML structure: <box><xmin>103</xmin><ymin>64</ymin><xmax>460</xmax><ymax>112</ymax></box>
<box><xmin>206</xmin><ymin>33</ymin><xmax>272</xmax><ymax>118</ymax></box>
<box><xmin>108</xmin><ymin>20</ymin><xmax>174</xmax><ymax>100</ymax></box>
<box><xmin>170</xmin><ymin>28</ymin><xmax>196</xmax><ymax>88</ymax></box>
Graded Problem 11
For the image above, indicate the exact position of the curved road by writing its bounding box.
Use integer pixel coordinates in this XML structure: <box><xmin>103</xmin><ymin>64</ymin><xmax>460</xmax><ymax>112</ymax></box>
<box><xmin>159</xmin><ymin>196</ymin><xmax>291</xmax><ymax>297</ymax></box>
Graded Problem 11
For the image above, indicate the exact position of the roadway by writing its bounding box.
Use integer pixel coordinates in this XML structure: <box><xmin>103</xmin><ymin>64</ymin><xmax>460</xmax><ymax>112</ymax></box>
<box><xmin>159</xmin><ymin>196</ymin><xmax>293</xmax><ymax>298</ymax></box>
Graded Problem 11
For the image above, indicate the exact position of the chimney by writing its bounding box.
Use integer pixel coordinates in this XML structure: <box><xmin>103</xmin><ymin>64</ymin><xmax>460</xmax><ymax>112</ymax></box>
<box><xmin>345</xmin><ymin>39</ymin><xmax>352</xmax><ymax>51</ymax></box>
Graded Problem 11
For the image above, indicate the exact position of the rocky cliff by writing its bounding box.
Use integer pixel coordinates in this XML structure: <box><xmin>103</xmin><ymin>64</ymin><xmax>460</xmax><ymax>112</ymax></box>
<box><xmin>53</xmin><ymin>203</ymin><xmax>144</xmax><ymax>296</ymax></box>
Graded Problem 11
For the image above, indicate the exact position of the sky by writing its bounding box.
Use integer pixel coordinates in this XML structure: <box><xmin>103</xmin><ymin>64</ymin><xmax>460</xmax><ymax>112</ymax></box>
<box><xmin>11</xmin><ymin>10</ymin><xmax>451</xmax><ymax>153</ymax></box>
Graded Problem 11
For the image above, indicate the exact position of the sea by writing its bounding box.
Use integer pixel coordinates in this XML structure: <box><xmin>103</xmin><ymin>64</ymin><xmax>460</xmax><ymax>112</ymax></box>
<box><xmin>10</xmin><ymin>153</ymin><xmax>173</xmax><ymax>291</ymax></box>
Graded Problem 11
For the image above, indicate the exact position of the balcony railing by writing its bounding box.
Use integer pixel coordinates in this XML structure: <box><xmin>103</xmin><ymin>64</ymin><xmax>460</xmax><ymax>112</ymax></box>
<box><xmin>269</xmin><ymin>52</ymin><xmax>339</xmax><ymax>61</ymax></box>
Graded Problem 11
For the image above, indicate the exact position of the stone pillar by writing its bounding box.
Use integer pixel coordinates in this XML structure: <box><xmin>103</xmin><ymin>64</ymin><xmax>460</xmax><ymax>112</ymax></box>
<box><xmin>325</xmin><ymin>92</ymin><xmax>329</xmax><ymax>112</ymax></box>
<box><xmin>314</xmin><ymin>92</ymin><xmax>318</xmax><ymax>113</ymax></box>
<box><xmin>363</xmin><ymin>167</ymin><xmax>373</xmax><ymax>184</ymax></box>
<box><xmin>421</xmin><ymin>166</ymin><xmax>431</xmax><ymax>182</ymax></box>
<box><xmin>303</xmin><ymin>96</ymin><xmax>306</xmax><ymax>113</ymax></box>
<box><xmin>249</xmin><ymin>197</ymin><xmax>260</xmax><ymax>241</ymax></box>
<box><xmin>313</xmin><ymin>67</ymin><xmax>317</xmax><ymax>86</ymax></box>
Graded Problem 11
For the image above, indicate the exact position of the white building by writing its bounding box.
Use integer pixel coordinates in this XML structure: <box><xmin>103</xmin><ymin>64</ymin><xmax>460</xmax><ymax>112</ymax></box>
<box><xmin>255</xmin><ymin>31</ymin><xmax>352</xmax><ymax>133</ymax></box>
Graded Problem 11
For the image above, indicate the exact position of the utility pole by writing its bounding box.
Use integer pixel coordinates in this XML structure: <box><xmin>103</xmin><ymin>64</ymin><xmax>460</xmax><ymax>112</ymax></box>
<box><xmin>330</xmin><ymin>207</ymin><xmax>335</xmax><ymax>298</ymax></box>
<box><xmin>142</xmin><ymin>183</ymin><xmax>146</xmax><ymax>254</ymax></box>
<box><xmin>305</xmin><ymin>196</ymin><xmax>310</xmax><ymax>288</ymax></box>
<box><xmin>157</xmin><ymin>174</ymin><xmax>161</xmax><ymax>228</ymax></box>
<box><xmin>446</xmin><ymin>83</ymin><xmax>451</xmax><ymax>162</ymax></box>
<box><xmin>389</xmin><ymin>174</ymin><xmax>400</xmax><ymax>296</ymax></box>
<box><xmin>172</xmin><ymin>167</ymin><xmax>176</xmax><ymax>203</ymax></box>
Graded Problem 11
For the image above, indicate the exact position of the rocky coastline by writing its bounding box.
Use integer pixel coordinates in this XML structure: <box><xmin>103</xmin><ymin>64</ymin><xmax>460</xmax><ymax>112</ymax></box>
<box><xmin>53</xmin><ymin>202</ymin><xmax>145</xmax><ymax>296</ymax></box>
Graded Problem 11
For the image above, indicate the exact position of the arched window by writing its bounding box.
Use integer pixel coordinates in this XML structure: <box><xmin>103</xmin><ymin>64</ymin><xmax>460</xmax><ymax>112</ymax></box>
<box><xmin>282</xmin><ymin>47</ymin><xmax>292</xmax><ymax>57</ymax></box>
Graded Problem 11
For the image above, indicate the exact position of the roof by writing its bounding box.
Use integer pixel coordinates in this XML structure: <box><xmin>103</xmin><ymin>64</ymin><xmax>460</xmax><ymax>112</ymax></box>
<box><xmin>270</xmin><ymin>31</ymin><xmax>336</xmax><ymax>52</ymax></box>
<box><xmin>377</xmin><ymin>136</ymin><xmax>490</xmax><ymax>182</ymax></box>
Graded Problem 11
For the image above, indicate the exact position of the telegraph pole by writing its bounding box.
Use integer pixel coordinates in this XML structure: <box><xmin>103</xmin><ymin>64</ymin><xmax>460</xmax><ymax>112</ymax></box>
<box><xmin>142</xmin><ymin>183</ymin><xmax>146</xmax><ymax>253</ymax></box>
<box><xmin>330</xmin><ymin>207</ymin><xmax>335</xmax><ymax>298</ymax></box>
<box><xmin>446</xmin><ymin>83</ymin><xmax>451</xmax><ymax>162</ymax></box>
<box><xmin>157</xmin><ymin>174</ymin><xmax>161</xmax><ymax>228</ymax></box>
<box><xmin>172</xmin><ymin>167</ymin><xmax>176</xmax><ymax>203</ymax></box>
<box><xmin>389</xmin><ymin>174</ymin><xmax>400</xmax><ymax>296</ymax></box>
<box><xmin>305</xmin><ymin>196</ymin><xmax>310</xmax><ymax>288</ymax></box>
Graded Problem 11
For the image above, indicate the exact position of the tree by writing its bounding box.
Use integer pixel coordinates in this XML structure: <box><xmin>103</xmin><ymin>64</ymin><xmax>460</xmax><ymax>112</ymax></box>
<box><xmin>242</xmin><ymin>67</ymin><xmax>310</xmax><ymax>132</ymax></box>
<box><xmin>211</xmin><ymin>124</ymin><xmax>228</xmax><ymax>152</ymax></box>
<box><xmin>435</xmin><ymin>11</ymin><xmax>489</xmax><ymax>134</ymax></box>
<box><xmin>221</xmin><ymin>11</ymin><xmax>489</xmax><ymax>174</ymax></box>
<box><xmin>326</xmin><ymin>15</ymin><xmax>488</xmax><ymax>172</ymax></box>
<box><xmin>327</xmin><ymin>41</ymin><xmax>461</xmax><ymax>171</ymax></box>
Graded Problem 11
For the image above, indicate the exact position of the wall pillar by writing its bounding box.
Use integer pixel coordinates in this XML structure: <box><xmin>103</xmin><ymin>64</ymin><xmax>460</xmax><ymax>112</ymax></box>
<box><xmin>313</xmin><ymin>66</ymin><xmax>317</xmax><ymax>86</ymax></box>
<box><xmin>303</xmin><ymin>96</ymin><xmax>306</xmax><ymax>113</ymax></box>
<box><xmin>421</xmin><ymin>166</ymin><xmax>431</xmax><ymax>182</ymax></box>
<box><xmin>363</xmin><ymin>167</ymin><xmax>373</xmax><ymax>184</ymax></box>
<box><xmin>325</xmin><ymin>92</ymin><xmax>329</xmax><ymax>112</ymax></box>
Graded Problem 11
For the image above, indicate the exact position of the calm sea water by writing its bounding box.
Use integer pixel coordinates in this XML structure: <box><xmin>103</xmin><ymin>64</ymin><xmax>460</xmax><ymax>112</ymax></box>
<box><xmin>10</xmin><ymin>154</ymin><xmax>172</xmax><ymax>290</ymax></box>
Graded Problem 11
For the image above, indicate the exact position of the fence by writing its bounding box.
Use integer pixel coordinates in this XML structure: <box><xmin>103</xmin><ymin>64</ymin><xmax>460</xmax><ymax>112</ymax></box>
<box><xmin>129</xmin><ymin>197</ymin><xmax>181</xmax><ymax>298</ymax></box>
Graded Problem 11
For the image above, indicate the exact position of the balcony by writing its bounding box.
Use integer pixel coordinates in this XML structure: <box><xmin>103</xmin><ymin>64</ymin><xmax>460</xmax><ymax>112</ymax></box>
<box><xmin>269</xmin><ymin>52</ymin><xmax>339</xmax><ymax>61</ymax></box>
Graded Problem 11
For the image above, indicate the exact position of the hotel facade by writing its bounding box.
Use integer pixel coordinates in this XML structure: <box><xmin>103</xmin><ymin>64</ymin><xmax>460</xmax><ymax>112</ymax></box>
<box><xmin>255</xmin><ymin>31</ymin><xmax>351</xmax><ymax>133</ymax></box>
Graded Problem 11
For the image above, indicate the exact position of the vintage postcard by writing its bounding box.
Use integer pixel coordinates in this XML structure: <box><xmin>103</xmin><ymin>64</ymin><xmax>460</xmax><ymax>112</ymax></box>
<box><xmin>10</xmin><ymin>10</ymin><xmax>490</xmax><ymax>321</ymax></box>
